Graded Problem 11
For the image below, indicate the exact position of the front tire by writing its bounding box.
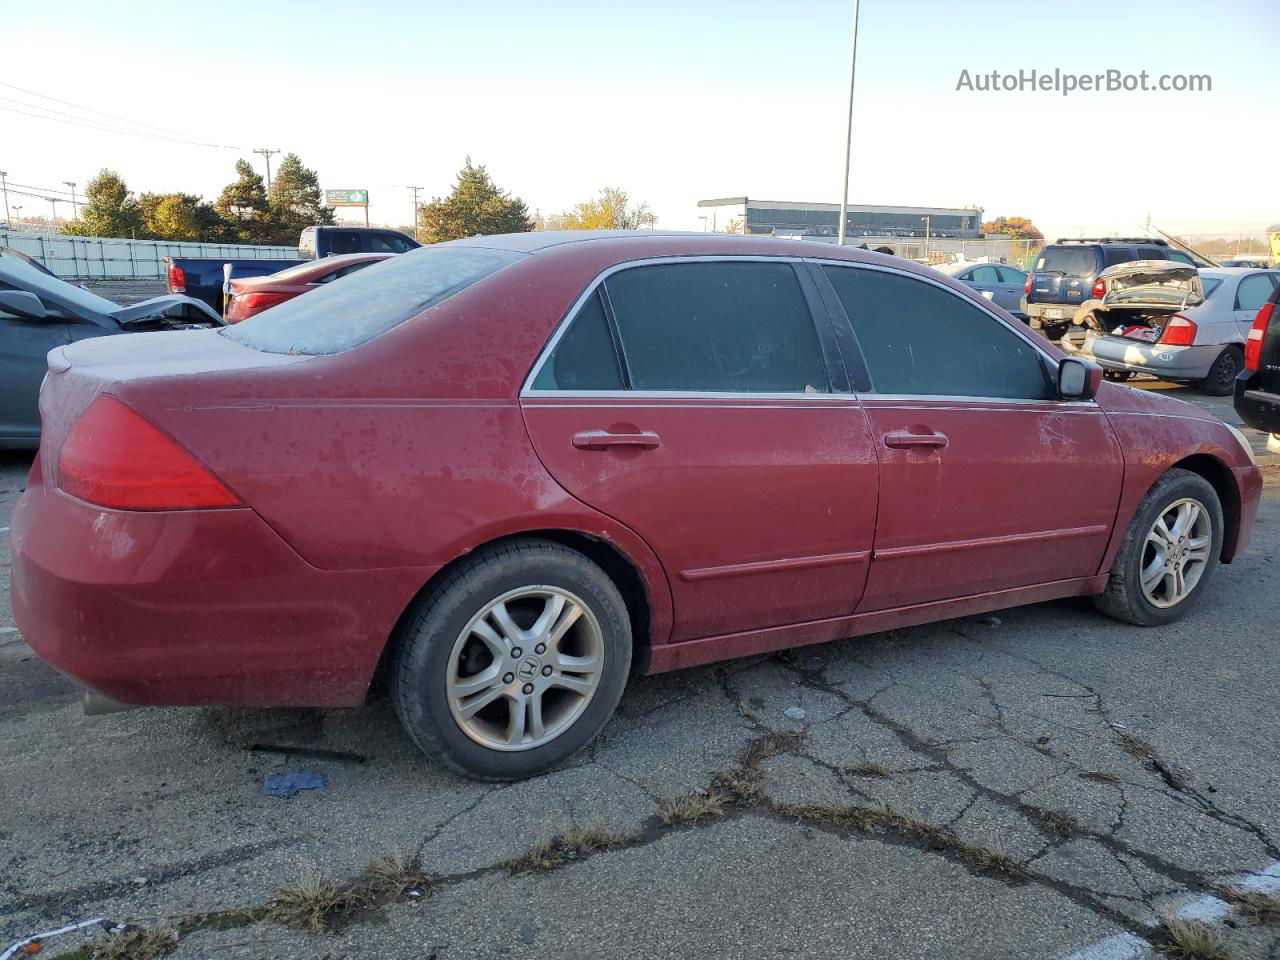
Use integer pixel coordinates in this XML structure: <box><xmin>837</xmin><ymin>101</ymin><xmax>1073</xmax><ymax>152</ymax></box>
<box><xmin>1199</xmin><ymin>346</ymin><xmax>1243</xmax><ymax>397</ymax></box>
<box><xmin>1093</xmin><ymin>469</ymin><xmax>1223</xmax><ymax>626</ymax></box>
<box><xmin>392</xmin><ymin>539</ymin><xmax>632</xmax><ymax>780</ymax></box>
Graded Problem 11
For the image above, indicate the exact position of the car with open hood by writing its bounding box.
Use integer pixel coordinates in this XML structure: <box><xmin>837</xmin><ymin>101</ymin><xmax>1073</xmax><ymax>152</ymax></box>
<box><xmin>1062</xmin><ymin>262</ymin><xmax>1278</xmax><ymax>395</ymax></box>
<box><xmin>0</xmin><ymin>247</ymin><xmax>222</xmax><ymax>448</ymax></box>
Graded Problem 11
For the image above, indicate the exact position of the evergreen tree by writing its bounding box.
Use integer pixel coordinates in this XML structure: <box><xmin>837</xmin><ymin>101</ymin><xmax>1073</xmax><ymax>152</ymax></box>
<box><xmin>138</xmin><ymin>192</ymin><xmax>228</xmax><ymax>242</ymax></box>
<box><xmin>216</xmin><ymin>159</ymin><xmax>271</xmax><ymax>244</ymax></box>
<box><xmin>62</xmin><ymin>169</ymin><xmax>142</xmax><ymax>238</ymax></box>
<box><xmin>267</xmin><ymin>153</ymin><xmax>335</xmax><ymax>244</ymax></box>
<box><xmin>418</xmin><ymin>158</ymin><xmax>531</xmax><ymax>243</ymax></box>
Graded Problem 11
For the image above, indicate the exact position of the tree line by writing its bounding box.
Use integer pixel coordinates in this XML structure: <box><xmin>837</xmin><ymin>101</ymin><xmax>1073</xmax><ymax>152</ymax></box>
<box><xmin>63</xmin><ymin>154</ymin><xmax>335</xmax><ymax>246</ymax></box>
<box><xmin>59</xmin><ymin>155</ymin><xmax>658</xmax><ymax>246</ymax></box>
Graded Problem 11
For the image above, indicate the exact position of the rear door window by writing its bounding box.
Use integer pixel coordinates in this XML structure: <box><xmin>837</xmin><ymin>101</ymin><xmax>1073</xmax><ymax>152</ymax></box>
<box><xmin>1137</xmin><ymin>246</ymin><xmax>1167</xmax><ymax>260</ymax></box>
<box><xmin>223</xmin><ymin>246</ymin><xmax>523</xmax><ymax>354</ymax></box>
<box><xmin>970</xmin><ymin>266</ymin><xmax>1000</xmax><ymax>283</ymax></box>
<box><xmin>370</xmin><ymin>233</ymin><xmax>416</xmax><ymax>254</ymax></box>
<box><xmin>996</xmin><ymin>266</ymin><xmax>1025</xmax><ymax>284</ymax></box>
<box><xmin>1037</xmin><ymin>247</ymin><xmax>1097</xmax><ymax>277</ymax></box>
<box><xmin>603</xmin><ymin>261</ymin><xmax>830</xmax><ymax>393</ymax></box>
<box><xmin>1236</xmin><ymin>274</ymin><xmax>1277</xmax><ymax>311</ymax></box>
<box><xmin>823</xmin><ymin>265</ymin><xmax>1052</xmax><ymax>400</ymax></box>
<box><xmin>531</xmin><ymin>290</ymin><xmax>624</xmax><ymax>390</ymax></box>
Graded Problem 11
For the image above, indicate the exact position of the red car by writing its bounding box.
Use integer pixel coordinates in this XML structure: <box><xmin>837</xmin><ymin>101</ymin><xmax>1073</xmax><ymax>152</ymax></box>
<box><xmin>10</xmin><ymin>233</ymin><xmax>1262</xmax><ymax>780</ymax></box>
<box><xmin>223</xmin><ymin>253</ymin><xmax>393</xmax><ymax>322</ymax></box>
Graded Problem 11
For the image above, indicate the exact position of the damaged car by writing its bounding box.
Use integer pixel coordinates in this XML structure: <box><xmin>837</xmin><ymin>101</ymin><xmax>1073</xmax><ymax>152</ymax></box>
<box><xmin>0</xmin><ymin>248</ymin><xmax>223</xmax><ymax>448</ymax></box>
<box><xmin>1061</xmin><ymin>261</ymin><xmax>1279</xmax><ymax>395</ymax></box>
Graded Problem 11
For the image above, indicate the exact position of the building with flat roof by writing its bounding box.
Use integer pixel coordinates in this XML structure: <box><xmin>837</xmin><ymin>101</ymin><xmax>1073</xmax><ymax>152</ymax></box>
<box><xmin>696</xmin><ymin>197</ymin><xmax>983</xmax><ymax>242</ymax></box>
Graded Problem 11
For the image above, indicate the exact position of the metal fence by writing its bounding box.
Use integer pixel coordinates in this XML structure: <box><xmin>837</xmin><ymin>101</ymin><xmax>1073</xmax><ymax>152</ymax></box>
<box><xmin>0</xmin><ymin>231</ymin><xmax>299</xmax><ymax>280</ymax></box>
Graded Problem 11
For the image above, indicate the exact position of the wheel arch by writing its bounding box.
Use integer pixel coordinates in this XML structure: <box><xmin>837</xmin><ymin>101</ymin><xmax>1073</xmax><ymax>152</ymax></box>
<box><xmin>367</xmin><ymin>528</ymin><xmax>663</xmax><ymax>702</ymax></box>
<box><xmin>1168</xmin><ymin>453</ymin><xmax>1241</xmax><ymax>561</ymax></box>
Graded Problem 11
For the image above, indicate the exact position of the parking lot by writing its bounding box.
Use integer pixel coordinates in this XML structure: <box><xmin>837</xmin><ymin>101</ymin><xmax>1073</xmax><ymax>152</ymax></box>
<box><xmin>3</xmin><ymin>375</ymin><xmax>1278</xmax><ymax>960</ymax></box>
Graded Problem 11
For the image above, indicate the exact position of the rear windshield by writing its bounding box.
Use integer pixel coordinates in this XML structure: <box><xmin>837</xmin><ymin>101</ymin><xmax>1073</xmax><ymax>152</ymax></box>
<box><xmin>1035</xmin><ymin>246</ymin><xmax>1097</xmax><ymax>277</ymax></box>
<box><xmin>222</xmin><ymin>245</ymin><xmax>523</xmax><ymax>355</ymax></box>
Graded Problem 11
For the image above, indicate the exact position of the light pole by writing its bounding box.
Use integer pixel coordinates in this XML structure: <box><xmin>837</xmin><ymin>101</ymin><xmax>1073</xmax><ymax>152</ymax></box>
<box><xmin>63</xmin><ymin>181</ymin><xmax>79</xmax><ymax>218</ymax></box>
<box><xmin>836</xmin><ymin>0</ymin><xmax>862</xmax><ymax>246</ymax></box>
<box><xmin>698</xmin><ymin>215</ymin><xmax>708</xmax><ymax>232</ymax></box>
<box><xmin>0</xmin><ymin>171</ymin><xmax>10</xmax><ymax>227</ymax></box>
<box><xmin>921</xmin><ymin>215</ymin><xmax>931</xmax><ymax>259</ymax></box>
<box><xmin>46</xmin><ymin>197</ymin><xmax>61</xmax><ymax>224</ymax></box>
<box><xmin>11</xmin><ymin>204</ymin><xmax>21</xmax><ymax>227</ymax></box>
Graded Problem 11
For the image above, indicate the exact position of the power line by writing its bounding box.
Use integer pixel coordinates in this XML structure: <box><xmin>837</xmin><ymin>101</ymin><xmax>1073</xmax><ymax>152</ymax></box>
<box><xmin>0</xmin><ymin>101</ymin><xmax>239</xmax><ymax>149</ymax></box>
<box><xmin>0</xmin><ymin>79</ymin><xmax>227</xmax><ymax>142</ymax></box>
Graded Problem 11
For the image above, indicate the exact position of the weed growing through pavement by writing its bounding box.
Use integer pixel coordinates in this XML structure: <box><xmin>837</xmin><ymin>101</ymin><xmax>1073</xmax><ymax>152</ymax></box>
<box><xmin>657</xmin><ymin>792</ymin><xmax>726</xmax><ymax>825</ymax></box>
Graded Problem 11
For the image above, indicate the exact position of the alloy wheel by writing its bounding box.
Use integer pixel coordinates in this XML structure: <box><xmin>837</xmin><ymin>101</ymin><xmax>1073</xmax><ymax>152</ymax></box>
<box><xmin>446</xmin><ymin>586</ymin><xmax>604</xmax><ymax>751</ymax></box>
<box><xmin>1140</xmin><ymin>498</ymin><xmax>1212</xmax><ymax>608</ymax></box>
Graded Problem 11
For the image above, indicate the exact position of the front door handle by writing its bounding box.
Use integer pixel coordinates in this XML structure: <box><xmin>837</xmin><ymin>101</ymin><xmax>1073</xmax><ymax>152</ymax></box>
<box><xmin>884</xmin><ymin>430</ymin><xmax>949</xmax><ymax>450</ymax></box>
<box><xmin>572</xmin><ymin>430</ymin><xmax>662</xmax><ymax>450</ymax></box>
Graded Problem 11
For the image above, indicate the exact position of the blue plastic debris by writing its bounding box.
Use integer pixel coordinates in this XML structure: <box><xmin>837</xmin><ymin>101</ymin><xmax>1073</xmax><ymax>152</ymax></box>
<box><xmin>260</xmin><ymin>769</ymin><xmax>327</xmax><ymax>798</ymax></box>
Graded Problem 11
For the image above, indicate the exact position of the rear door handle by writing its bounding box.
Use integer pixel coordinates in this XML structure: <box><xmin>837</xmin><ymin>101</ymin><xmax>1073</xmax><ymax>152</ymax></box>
<box><xmin>572</xmin><ymin>430</ymin><xmax>662</xmax><ymax>450</ymax></box>
<box><xmin>884</xmin><ymin>431</ymin><xmax>949</xmax><ymax>450</ymax></box>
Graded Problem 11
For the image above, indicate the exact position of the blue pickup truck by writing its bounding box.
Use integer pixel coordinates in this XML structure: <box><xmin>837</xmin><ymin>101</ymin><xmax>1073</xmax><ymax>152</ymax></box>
<box><xmin>165</xmin><ymin>225</ymin><xmax>420</xmax><ymax>312</ymax></box>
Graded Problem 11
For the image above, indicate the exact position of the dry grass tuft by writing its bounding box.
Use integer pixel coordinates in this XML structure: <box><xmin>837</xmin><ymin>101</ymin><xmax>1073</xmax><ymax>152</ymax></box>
<box><xmin>1159</xmin><ymin>914</ymin><xmax>1231</xmax><ymax>960</ymax></box>
<box><xmin>1221</xmin><ymin>886</ymin><xmax>1280</xmax><ymax>926</ymax></box>
<box><xmin>711</xmin><ymin>731</ymin><xmax>804</xmax><ymax>803</ymax></box>
<box><xmin>359</xmin><ymin>852</ymin><xmax>433</xmax><ymax>900</ymax></box>
<box><xmin>658</xmin><ymin>792</ymin><xmax>726</xmax><ymax>825</ymax></box>
<box><xmin>267</xmin><ymin>863</ymin><xmax>369</xmax><ymax>933</ymax></box>
<box><xmin>88</xmin><ymin>927</ymin><xmax>179</xmax><ymax>960</ymax></box>
<box><xmin>959</xmin><ymin>843</ymin><xmax>1023</xmax><ymax>877</ymax></box>
<box><xmin>503</xmin><ymin>820</ymin><xmax>632</xmax><ymax>874</ymax></box>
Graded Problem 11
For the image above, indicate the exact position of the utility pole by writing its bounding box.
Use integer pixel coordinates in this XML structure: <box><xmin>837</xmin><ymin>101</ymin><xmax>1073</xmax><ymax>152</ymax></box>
<box><xmin>63</xmin><ymin>181</ymin><xmax>79</xmax><ymax>218</ymax></box>
<box><xmin>407</xmin><ymin>185</ymin><xmax>423</xmax><ymax>240</ymax></box>
<box><xmin>836</xmin><ymin>0</ymin><xmax>861</xmax><ymax>246</ymax></box>
<box><xmin>253</xmin><ymin>148</ymin><xmax>280</xmax><ymax>193</ymax></box>
<box><xmin>0</xmin><ymin>171</ymin><xmax>10</xmax><ymax>227</ymax></box>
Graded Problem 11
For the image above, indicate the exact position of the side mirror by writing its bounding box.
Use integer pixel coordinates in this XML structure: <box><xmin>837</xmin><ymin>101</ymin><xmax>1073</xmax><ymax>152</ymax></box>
<box><xmin>0</xmin><ymin>289</ymin><xmax>53</xmax><ymax>319</ymax></box>
<box><xmin>1058</xmin><ymin>357</ymin><xmax>1103</xmax><ymax>400</ymax></box>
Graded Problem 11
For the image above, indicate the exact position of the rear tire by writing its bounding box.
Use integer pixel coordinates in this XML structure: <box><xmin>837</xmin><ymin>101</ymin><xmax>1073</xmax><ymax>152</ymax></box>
<box><xmin>1104</xmin><ymin>370</ymin><xmax>1134</xmax><ymax>382</ymax></box>
<box><xmin>1093</xmin><ymin>469</ymin><xmax>1222</xmax><ymax>627</ymax></box>
<box><xmin>392</xmin><ymin>539</ymin><xmax>632</xmax><ymax>780</ymax></box>
<box><xmin>1199</xmin><ymin>346</ymin><xmax>1243</xmax><ymax>397</ymax></box>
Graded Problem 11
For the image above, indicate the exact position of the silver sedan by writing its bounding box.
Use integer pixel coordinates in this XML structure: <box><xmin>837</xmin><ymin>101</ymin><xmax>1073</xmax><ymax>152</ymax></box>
<box><xmin>934</xmin><ymin>262</ymin><xmax>1027</xmax><ymax>318</ymax></box>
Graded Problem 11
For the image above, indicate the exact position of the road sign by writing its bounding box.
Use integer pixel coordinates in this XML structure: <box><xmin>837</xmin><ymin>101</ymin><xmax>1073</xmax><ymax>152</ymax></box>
<box><xmin>325</xmin><ymin>189</ymin><xmax>369</xmax><ymax>206</ymax></box>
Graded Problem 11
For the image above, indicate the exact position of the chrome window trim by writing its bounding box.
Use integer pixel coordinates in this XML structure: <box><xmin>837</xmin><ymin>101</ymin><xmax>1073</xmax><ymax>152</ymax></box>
<box><xmin>521</xmin><ymin>254</ymin><xmax>825</xmax><ymax>398</ymax></box>
<box><xmin>521</xmin><ymin>252</ymin><xmax>1097</xmax><ymax>408</ymax></box>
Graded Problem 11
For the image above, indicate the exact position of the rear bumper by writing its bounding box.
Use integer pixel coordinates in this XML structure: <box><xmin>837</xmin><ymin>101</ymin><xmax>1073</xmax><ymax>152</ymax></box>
<box><xmin>9</xmin><ymin>467</ymin><xmax>434</xmax><ymax>708</ymax></box>
<box><xmin>1079</xmin><ymin>336</ymin><xmax>1219</xmax><ymax>380</ymax></box>
<box><xmin>1024</xmin><ymin>301</ymin><xmax>1086</xmax><ymax>327</ymax></box>
<box><xmin>1234</xmin><ymin>376</ymin><xmax>1280</xmax><ymax>435</ymax></box>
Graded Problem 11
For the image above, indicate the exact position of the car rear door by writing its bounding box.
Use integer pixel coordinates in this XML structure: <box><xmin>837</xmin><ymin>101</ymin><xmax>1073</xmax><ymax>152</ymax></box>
<box><xmin>995</xmin><ymin>266</ymin><xmax>1027</xmax><ymax>314</ymax></box>
<box><xmin>1234</xmin><ymin>273</ymin><xmax>1278</xmax><ymax>338</ymax></box>
<box><xmin>816</xmin><ymin>261</ymin><xmax>1123</xmax><ymax>611</ymax></box>
<box><xmin>521</xmin><ymin>257</ymin><xmax>880</xmax><ymax>643</ymax></box>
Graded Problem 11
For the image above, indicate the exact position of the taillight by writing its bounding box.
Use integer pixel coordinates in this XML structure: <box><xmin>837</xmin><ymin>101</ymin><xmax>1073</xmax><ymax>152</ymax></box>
<box><xmin>1244</xmin><ymin>302</ymin><xmax>1274</xmax><ymax>372</ymax></box>
<box><xmin>1159</xmin><ymin>314</ymin><xmax>1198</xmax><ymax>347</ymax></box>
<box><xmin>58</xmin><ymin>395</ymin><xmax>239</xmax><ymax>510</ymax></box>
<box><xmin>167</xmin><ymin>262</ymin><xmax>186</xmax><ymax>293</ymax></box>
<box><xmin>1023</xmin><ymin>273</ymin><xmax>1032</xmax><ymax>296</ymax></box>
<box><xmin>1091</xmin><ymin>278</ymin><xmax>1106</xmax><ymax>299</ymax></box>
<box><xmin>236</xmin><ymin>291</ymin><xmax>291</xmax><ymax>316</ymax></box>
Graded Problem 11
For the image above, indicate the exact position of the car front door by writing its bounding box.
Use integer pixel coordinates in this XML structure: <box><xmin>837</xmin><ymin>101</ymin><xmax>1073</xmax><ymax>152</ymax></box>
<box><xmin>521</xmin><ymin>258</ymin><xmax>880</xmax><ymax>643</ymax></box>
<box><xmin>816</xmin><ymin>262</ymin><xmax>1124</xmax><ymax>611</ymax></box>
<box><xmin>0</xmin><ymin>309</ymin><xmax>71</xmax><ymax>443</ymax></box>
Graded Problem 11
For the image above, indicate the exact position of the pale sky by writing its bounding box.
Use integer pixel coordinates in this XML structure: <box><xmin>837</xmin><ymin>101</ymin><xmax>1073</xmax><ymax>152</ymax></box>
<box><xmin>2</xmin><ymin>0</ymin><xmax>1277</xmax><ymax>242</ymax></box>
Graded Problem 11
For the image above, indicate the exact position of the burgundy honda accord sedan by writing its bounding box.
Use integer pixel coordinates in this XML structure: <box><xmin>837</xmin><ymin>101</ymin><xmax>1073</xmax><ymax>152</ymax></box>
<box><xmin>9</xmin><ymin>232</ymin><xmax>1262</xmax><ymax>779</ymax></box>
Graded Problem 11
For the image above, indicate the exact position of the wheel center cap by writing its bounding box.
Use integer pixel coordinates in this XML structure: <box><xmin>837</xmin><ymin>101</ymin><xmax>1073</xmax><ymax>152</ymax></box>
<box><xmin>516</xmin><ymin>657</ymin><xmax>541</xmax><ymax>682</ymax></box>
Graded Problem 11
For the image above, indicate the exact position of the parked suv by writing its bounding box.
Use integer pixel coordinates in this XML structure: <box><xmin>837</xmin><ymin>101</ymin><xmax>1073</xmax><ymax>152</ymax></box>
<box><xmin>1236</xmin><ymin>280</ymin><xmax>1280</xmax><ymax>452</ymax></box>
<box><xmin>1022</xmin><ymin>238</ymin><xmax>1199</xmax><ymax>340</ymax></box>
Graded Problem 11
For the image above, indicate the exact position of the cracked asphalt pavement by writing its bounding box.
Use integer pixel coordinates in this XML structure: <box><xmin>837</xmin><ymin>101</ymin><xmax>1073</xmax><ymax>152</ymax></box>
<box><xmin>2</xmin><ymin>447</ymin><xmax>1278</xmax><ymax>960</ymax></box>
